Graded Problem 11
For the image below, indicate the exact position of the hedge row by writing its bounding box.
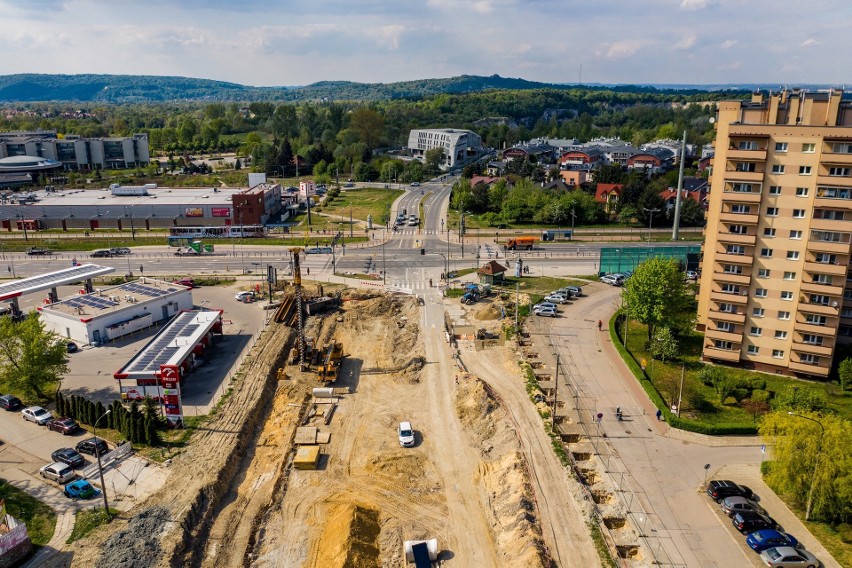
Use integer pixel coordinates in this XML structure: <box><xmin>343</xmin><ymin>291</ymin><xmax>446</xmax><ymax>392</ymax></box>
<box><xmin>55</xmin><ymin>392</ymin><xmax>160</xmax><ymax>446</ymax></box>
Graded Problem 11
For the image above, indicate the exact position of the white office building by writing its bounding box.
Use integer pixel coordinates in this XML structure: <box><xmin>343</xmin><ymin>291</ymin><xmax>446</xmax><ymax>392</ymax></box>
<box><xmin>406</xmin><ymin>129</ymin><xmax>483</xmax><ymax>170</ymax></box>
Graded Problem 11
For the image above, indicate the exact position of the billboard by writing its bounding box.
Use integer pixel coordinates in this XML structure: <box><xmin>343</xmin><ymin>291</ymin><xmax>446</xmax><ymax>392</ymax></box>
<box><xmin>211</xmin><ymin>207</ymin><xmax>231</xmax><ymax>217</ymax></box>
<box><xmin>185</xmin><ymin>207</ymin><xmax>204</xmax><ymax>217</ymax></box>
<box><xmin>160</xmin><ymin>364</ymin><xmax>183</xmax><ymax>427</ymax></box>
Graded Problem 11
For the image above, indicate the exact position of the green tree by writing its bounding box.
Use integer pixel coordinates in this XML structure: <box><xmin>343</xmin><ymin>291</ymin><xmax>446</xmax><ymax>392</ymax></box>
<box><xmin>649</xmin><ymin>326</ymin><xmax>679</xmax><ymax>363</ymax></box>
<box><xmin>839</xmin><ymin>357</ymin><xmax>852</xmax><ymax>391</ymax></box>
<box><xmin>349</xmin><ymin>107</ymin><xmax>385</xmax><ymax>148</ymax></box>
<box><xmin>424</xmin><ymin>147</ymin><xmax>445</xmax><ymax>174</ymax></box>
<box><xmin>623</xmin><ymin>257</ymin><xmax>693</xmax><ymax>341</ymax></box>
<box><xmin>0</xmin><ymin>314</ymin><xmax>69</xmax><ymax>400</ymax></box>
<box><xmin>636</xmin><ymin>187</ymin><xmax>668</xmax><ymax>227</ymax></box>
<box><xmin>670</xmin><ymin>196</ymin><xmax>705</xmax><ymax>227</ymax></box>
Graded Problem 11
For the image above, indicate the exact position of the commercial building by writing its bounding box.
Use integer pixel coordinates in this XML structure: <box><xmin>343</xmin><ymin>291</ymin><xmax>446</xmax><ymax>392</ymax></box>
<box><xmin>38</xmin><ymin>278</ymin><xmax>194</xmax><ymax>345</ymax></box>
<box><xmin>0</xmin><ymin>182</ymin><xmax>282</xmax><ymax>230</ymax></box>
<box><xmin>697</xmin><ymin>89</ymin><xmax>852</xmax><ymax>378</ymax></box>
<box><xmin>0</xmin><ymin>130</ymin><xmax>150</xmax><ymax>171</ymax></box>
<box><xmin>406</xmin><ymin>129</ymin><xmax>483</xmax><ymax>170</ymax></box>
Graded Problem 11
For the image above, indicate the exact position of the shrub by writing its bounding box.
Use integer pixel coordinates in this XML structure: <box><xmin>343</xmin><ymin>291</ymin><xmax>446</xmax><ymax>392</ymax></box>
<box><xmin>698</xmin><ymin>365</ymin><xmax>725</xmax><ymax>387</ymax></box>
<box><xmin>732</xmin><ymin>388</ymin><xmax>750</xmax><ymax>403</ymax></box>
<box><xmin>749</xmin><ymin>378</ymin><xmax>767</xmax><ymax>391</ymax></box>
<box><xmin>750</xmin><ymin>389</ymin><xmax>772</xmax><ymax>404</ymax></box>
<box><xmin>837</xmin><ymin>523</ymin><xmax>852</xmax><ymax>544</ymax></box>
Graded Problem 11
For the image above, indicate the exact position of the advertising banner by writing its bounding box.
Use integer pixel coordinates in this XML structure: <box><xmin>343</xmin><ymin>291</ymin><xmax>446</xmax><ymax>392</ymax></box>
<box><xmin>211</xmin><ymin>207</ymin><xmax>231</xmax><ymax>217</ymax></box>
<box><xmin>185</xmin><ymin>207</ymin><xmax>203</xmax><ymax>217</ymax></box>
<box><xmin>160</xmin><ymin>365</ymin><xmax>183</xmax><ymax>427</ymax></box>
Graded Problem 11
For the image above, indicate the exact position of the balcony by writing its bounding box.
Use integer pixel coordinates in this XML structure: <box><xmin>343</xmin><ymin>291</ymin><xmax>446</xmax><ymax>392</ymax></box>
<box><xmin>811</xmin><ymin>217</ymin><xmax>850</xmax><ymax>232</ymax></box>
<box><xmin>794</xmin><ymin>320</ymin><xmax>837</xmax><ymax>337</ymax></box>
<box><xmin>710</xmin><ymin>290</ymin><xmax>748</xmax><ymax>304</ymax></box>
<box><xmin>788</xmin><ymin>360</ymin><xmax>831</xmax><ymax>376</ymax></box>
<box><xmin>720</xmin><ymin>191</ymin><xmax>763</xmax><ymax>204</ymax></box>
<box><xmin>817</xmin><ymin>175</ymin><xmax>852</xmax><ymax>187</ymax></box>
<box><xmin>806</xmin><ymin>240</ymin><xmax>851</xmax><ymax>254</ymax></box>
<box><xmin>727</xmin><ymin>149</ymin><xmax>767</xmax><ymax>161</ymax></box>
<box><xmin>800</xmin><ymin>281</ymin><xmax>844</xmax><ymax>296</ymax></box>
<box><xmin>821</xmin><ymin>153</ymin><xmax>852</xmax><ymax>165</ymax></box>
<box><xmin>705</xmin><ymin>327</ymin><xmax>743</xmax><ymax>343</ymax></box>
<box><xmin>703</xmin><ymin>346</ymin><xmax>742</xmax><ymax>362</ymax></box>
<box><xmin>804</xmin><ymin>261</ymin><xmax>847</xmax><ymax>276</ymax></box>
<box><xmin>719</xmin><ymin>211</ymin><xmax>759</xmax><ymax>225</ymax></box>
<box><xmin>715</xmin><ymin>252</ymin><xmax>754</xmax><ymax>265</ymax></box>
<box><xmin>792</xmin><ymin>341</ymin><xmax>833</xmax><ymax>357</ymax></box>
<box><xmin>714</xmin><ymin>271</ymin><xmax>751</xmax><ymax>285</ymax></box>
<box><xmin>717</xmin><ymin>232</ymin><xmax>756</xmax><ymax>246</ymax></box>
<box><xmin>709</xmin><ymin>310</ymin><xmax>746</xmax><ymax>324</ymax></box>
<box><xmin>796</xmin><ymin>302</ymin><xmax>838</xmax><ymax>315</ymax></box>
<box><xmin>724</xmin><ymin>170</ymin><xmax>765</xmax><ymax>183</ymax></box>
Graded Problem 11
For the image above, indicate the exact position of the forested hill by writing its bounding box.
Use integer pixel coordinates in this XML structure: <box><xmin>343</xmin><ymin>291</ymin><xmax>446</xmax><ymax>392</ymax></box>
<box><xmin>0</xmin><ymin>73</ymin><xmax>746</xmax><ymax>103</ymax></box>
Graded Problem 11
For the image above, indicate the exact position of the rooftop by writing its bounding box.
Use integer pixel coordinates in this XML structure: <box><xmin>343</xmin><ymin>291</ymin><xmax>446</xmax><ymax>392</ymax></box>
<box><xmin>0</xmin><ymin>264</ymin><xmax>115</xmax><ymax>302</ymax></box>
<box><xmin>39</xmin><ymin>278</ymin><xmax>189</xmax><ymax>318</ymax></box>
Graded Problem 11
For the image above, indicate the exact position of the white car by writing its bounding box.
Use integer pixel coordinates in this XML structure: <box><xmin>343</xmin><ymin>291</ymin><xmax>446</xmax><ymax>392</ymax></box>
<box><xmin>535</xmin><ymin>306</ymin><xmax>558</xmax><ymax>317</ymax></box>
<box><xmin>234</xmin><ymin>291</ymin><xmax>255</xmax><ymax>302</ymax></box>
<box><xmin>544</xmin><ymin>294</ymin><xmax>570</xmax><ymax>304</ymax></box>
<box><xmin>40</xmin><ymin>462</ymin><xmax>76</xmax><ymax>484</ymax></box>
<box><xmin>600</xmin><ymin>275</ymin><xmax>624</xmax><ymax>286</ymax></box>
<box><xmin>22</xmin><ymin>406</ymin><xmax>53</xmax><ymax>425</ymax></box>
<box><xmin>398</xmin><ymin>421</ymin><xmax>415</xmax><ymax>447</ymax></box>
<box><xmin>758</xmin><ymin>546</ymin><xmax>819</xmax><ymax>568</ymax></box>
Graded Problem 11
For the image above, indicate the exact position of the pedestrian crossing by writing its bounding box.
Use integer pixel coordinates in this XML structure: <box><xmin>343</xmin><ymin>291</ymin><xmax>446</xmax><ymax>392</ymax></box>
<box><xmin>392</xmin><ymin>229</ymin><xmax>440</xmax><ymax>235</ymax></box>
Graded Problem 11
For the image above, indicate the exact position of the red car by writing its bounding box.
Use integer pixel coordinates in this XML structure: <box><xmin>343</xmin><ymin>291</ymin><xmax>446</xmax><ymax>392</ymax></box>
<box><xmin>46</xmin><ymin>417</ymin><xmax>80</xmax><ymax>435</ymax></box>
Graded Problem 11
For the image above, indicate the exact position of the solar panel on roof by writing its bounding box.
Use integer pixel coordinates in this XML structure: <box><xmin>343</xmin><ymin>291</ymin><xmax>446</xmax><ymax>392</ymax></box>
<box><xmin>0</xmin><ymin>265</ymin><xmax>114</xmax><ymax>298</ymax></box>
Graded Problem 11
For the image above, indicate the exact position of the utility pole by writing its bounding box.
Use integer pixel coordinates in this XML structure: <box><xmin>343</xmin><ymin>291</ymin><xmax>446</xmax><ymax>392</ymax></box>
<box><xmin>676</xmin><ymin>364</ymin><xmax>685</xmax><ymax>417</ymax></box>
<box><xmin>552</xmin><ymin>353</ymin><xmax>560</xmax><ymax>433</ymax></box>
<box><xmin>514</xmin><ymin>281</ymin><xmax>520</xmax><ymax>334</ymax></box>
<box><xmin>305</xmin><ymin>183</ymin><xmax>312</xmax><ymax>226</ymax></box>
<box><xmin>671</xmin><ymin>130</ymin><xmax>688</xmax><ymax>241</ymax></box>
<box><xmin>349</xmin><ymin>206</ymin><xmax>353</xmax><ymax>238</ymax></box>
<box><xmin>642</xmin><ymin>207</ymin><xmax>661</xmax><ymax>247</ymax></box>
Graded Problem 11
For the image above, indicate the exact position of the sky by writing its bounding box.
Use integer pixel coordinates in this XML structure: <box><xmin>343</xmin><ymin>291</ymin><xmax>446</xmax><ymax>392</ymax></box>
<box><xmin>1</xmin><ymin>0</ymin><xmax>850</xmax><ymax>87</ymax></box>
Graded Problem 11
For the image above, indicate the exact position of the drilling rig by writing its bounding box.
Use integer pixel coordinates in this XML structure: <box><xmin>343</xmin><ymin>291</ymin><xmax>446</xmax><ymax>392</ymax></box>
<box><xmin>291</xmin><ymin>247</ymin><xmax>307</xmax><ymax>370</ymax></box>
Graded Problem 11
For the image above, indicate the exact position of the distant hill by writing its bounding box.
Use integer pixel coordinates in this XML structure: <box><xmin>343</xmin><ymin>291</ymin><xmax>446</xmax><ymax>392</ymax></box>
<box><xmin>0</xmin><ymin>73</ymin><xmax>760</xmax><ymax>103</ymax></box>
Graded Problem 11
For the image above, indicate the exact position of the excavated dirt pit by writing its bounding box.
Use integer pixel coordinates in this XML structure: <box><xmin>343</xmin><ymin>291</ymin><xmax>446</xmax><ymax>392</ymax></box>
<box><xmin>592</xmin><ymin>490</ymin><xmax>613</xmax><ymax>504</ymax></box>
<box><xmin>617</xmin><ymin>545</ymin><xmax>641</xmax><ymax>559</ymax></box>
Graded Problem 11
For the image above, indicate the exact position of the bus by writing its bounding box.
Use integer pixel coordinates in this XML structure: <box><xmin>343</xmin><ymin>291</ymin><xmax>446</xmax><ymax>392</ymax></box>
<box><xmin>167</xmin><ymin>225</ymin><xmax>266</xmax><ymax>247</ymax></box>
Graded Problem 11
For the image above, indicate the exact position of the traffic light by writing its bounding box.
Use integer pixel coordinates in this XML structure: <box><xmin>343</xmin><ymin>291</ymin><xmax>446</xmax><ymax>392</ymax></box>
<box><xmin>420</xmin><ymin>248</ymin><xmax>425</xmax><ymax>255</ymax></box>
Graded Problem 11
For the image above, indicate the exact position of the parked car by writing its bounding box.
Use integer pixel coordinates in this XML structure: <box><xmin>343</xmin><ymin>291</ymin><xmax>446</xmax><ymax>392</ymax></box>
<box><xmin>0</xmin><ymin>394</ymin><xmax>22</xmax><ymax>411</ymax></box>
<box><xmin>75</xmin><ymin>437</ymin><xmax>109</xmax><ymax>456</ymax></box>
<box><xmin>758</xmin><ymin>546</ymin><xmax>819</xmax><ymax>568</ymax></box>
<box><xmin>559</xmin><ymin>285</ymin><xmax>583</xmax><ymax>297</ymax></box>
<box><xmin>721</xmin><ymin>496</ymin><xmax>764</xmax><ymax>517</ymax></box>
<box><xmin>51</xmin><ymin>448</ymin><xmax>85</xmax><ymax>468</ymax></box>
<box><xmin>66</xmin><ymin>341</ymin><xmax>79</xmax><ymax>353</ymax></box>
<box><xmin>173</xmin><ymin>278</ymin><xmax>197</xmax><ymax>288</ymax></box>
<box><xmin>304</xmin><ymin>246</ymin><xmax>332</xmax><ymax>254</ymax></box>
<box><xmin>90</xmin><ymin>249</ymin><xmax>113</xmax><ymax>258</ymax></box>
<box><xmin>707</xmin><ymin>479</ymin><xmax>754</xmax><ymax>502</ymax></box>
<box><xmin>686</xmin><ymin>270</ymin><xmax>698</xmax><ymax>280</ymax></box>
<box><xmin>398</xmin><ymin>421</ymin><xmax>415</xmax><ymax>447</ymax></box>
<box><xmin>46</xmin><ymin>417</ymin><xmax>80</xmax><ymax>435</ymax></box>
<box><xmin>22</xmin><ymin>406</ymin><xmax>53</xmax><ymax>425</ymax></box>
<box><xmin>235</xmin><ymin>291</ymin><xmax>256</xmax><ymax>302</ymax></box>
<box><xmin>600</xmin><ymin>274</ymin><xmax>623</xmax><ymax>286</ymax></box>
<box><xmin>64</xmin><ymin>479</ymin><xmax>98</xmax><ymax>499</ymax></box>
<box><xmin>109</xmin><ymin>247</ymin><xmax>131</xmax><ymax>256</ymax></box>
<box><xmin>535</xmin><ymin>306</ymin><xmax>558</xmax><ymax>317</ymax></box>
<box><xmin>732</xmin><ymin>511</ymin><xmax>777</xmax><ymax>534</ymax></box>
<box><xmin>533</xmin><ymin>302</ymin><xmax>558</xmax><ymax>313</ymax></box>
<box><xmin>39</xmin><ymin>462</ymin><xmax>76</xmax><ymax>484</ymax></box>
<box><xmin>544</xmin><ymin>294</ymin><xmax>570</xmax><ymax>304</ymax></box>
<box><xmin>26</xmin><ymin>247</ymin><xmax>52</xmax><ymax>256</ymax></box>
<box><xmin>410</xmin><ymin>182</ymin><xmax>421</xmax><ymax>187</ymax></box>
<box><xmin>746</xmin><ymin>530</ymin><xmax>801</xmax><ymax>554</ymax></box>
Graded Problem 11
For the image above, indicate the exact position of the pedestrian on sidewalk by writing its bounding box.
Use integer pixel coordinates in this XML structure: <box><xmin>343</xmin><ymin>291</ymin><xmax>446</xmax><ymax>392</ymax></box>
<box><xmin>656</xmin><ymin>409</ymin><xmax>662</xmax><ymax>421</ymax></box>
<box><xmin>597</xmin><ymin>319</ymin><xmax>603</xmax><ymax>331</ymax></box>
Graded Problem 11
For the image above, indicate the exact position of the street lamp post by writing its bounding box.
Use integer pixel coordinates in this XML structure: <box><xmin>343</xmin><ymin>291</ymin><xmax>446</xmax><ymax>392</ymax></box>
<box><xmin>125</xmin><ymin>205</ymin><xmax>136</xmax><ymax>241</ymax></box>
<box><xmin>787</xmin><ymin>412</ymin><xmax>825</xmax><ymax>521</ymax></box>
<box><xmin>93</xmin><ymin>409</ymin><xmax>112</xmax><ymax>518</ymax></box>
<box><xmin>642</xmin><ymin>207</ymin><xmax>661</xmax><ymax>247</ymax></box>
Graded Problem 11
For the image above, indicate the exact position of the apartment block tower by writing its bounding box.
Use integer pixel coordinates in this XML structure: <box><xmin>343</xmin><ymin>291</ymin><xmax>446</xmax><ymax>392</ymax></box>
<box><xmin>698</xmin><ymin>89</ymin><xmax>852</xmax><ymax>378</ymax></box>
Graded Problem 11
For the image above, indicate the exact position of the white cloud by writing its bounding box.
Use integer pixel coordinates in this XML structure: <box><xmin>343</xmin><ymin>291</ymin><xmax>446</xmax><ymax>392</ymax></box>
<box><xmin>604</xmin><ymin>40</ymin><xmax>647</xmax><ymax>59</ymax></box>
<box><xmin>680</xmin><ymin>0</ymin><xmax>712</xmax><ymax>9</ymax></box>
<box><xmin>720</xmin><ymin>39</ymin><xmax>737</xmax><ymax>49</ymax></box>
<box><xmin>800</xmin><ymin>38</ymin><xmax>818</xmax><ymax>47</ymax></box>
<box><xmin>673</xmin><ymin>35</ymin><xmax>697</xmax><ymax>50</ymax></box>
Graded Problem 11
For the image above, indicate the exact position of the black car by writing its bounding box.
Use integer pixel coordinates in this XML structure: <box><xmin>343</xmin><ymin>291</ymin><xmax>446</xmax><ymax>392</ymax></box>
<box><xmin>0</xmin><ymin>394</ymin><xmax>22</xmax><ymax>411</ymax></box>
<box><xmin>51</xmin><ymin>447</ymin><xmax>85</xmax><ymax>468</ymax></box>
<box><xmin>706</xmin><ymin>479</ymin><xmax>754</xmax><ymax>502</ymax></box>
<box><xmin>66</xmin><ymin>341</ymin><xmax>79</xmax><ymax>353</ymax></box>
<box><xmin>90</xmin><ymin>250</ymin><xmax>113</xmax><ymax>258</ymax></box>
<box><xmin>732</xmin><ymin>511</ymin><xmax>777</xmax><ymax>534</ymax></box>
<box><xmin>75</xmin><ymin>437</ymin><xmax>109</xmax><ymax>456</ymax></box>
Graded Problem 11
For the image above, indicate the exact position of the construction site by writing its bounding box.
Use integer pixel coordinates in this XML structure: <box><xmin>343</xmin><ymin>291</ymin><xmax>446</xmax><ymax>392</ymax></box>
<box><xmin>46</xmin><ymin>250</ymin><xmax>602</xmax><ymax>568</ymax></box>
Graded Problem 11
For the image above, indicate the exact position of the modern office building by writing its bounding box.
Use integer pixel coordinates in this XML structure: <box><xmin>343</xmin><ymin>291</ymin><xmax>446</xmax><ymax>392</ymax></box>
<box><xmin>697</xmin><ymin>89</ymin><xmax>852</xmax><ymax>378</ymax></box>
<box><xmin>406</xmin><ymin>128</ymin><xmax>483</xmax><ymax>170</ymax></box>
<box><xmin>0</xmin><ymin>130</ymin><xmax>150</xmax><ymax>171</ymax></box>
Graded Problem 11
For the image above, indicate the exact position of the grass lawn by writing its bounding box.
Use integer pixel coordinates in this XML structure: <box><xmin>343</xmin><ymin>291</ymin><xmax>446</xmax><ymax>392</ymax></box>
<box><xmin>0</xmin><ymin>478</ymin><xmax>56</xmax><ymax>546</ymax></box>
<box><xmin>489</xmin><ymin>275</ymin><xmax>590</xmax><ymax>297</ymax></box>
<box><xmin>319</xmin><ymin>187</ymin><xmax>402</xmax><ymax>227</ymax></box>
<box><xmin>66</xmin><ymin>508</ymin><xmax>118</xmax><ymax>544</ymax></box>
<box><xmin>621</xmin><ymin>320</ymin><xmax>852</xmax><ymax>424</ymax></box>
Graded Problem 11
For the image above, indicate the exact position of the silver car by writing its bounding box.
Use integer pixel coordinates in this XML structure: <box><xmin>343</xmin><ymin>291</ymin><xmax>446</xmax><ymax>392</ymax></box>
<box><xmin>40</xmin><ymin>462</ymin><xmax>76</xmax><ymax>484</ymax></box>
<box><xmin>22</xmin><ymin>406</ymin><xmax>53</xmax><ymax>425</ymax></box>
<box><xmin>721</xmin><ymin>496</ymin><xmax>764</xmax><ymax>517</ymax></box>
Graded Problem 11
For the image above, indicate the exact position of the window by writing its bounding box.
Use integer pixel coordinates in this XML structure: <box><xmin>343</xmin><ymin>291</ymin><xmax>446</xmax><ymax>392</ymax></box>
<box><xmin>781</xmin><ymin>291</ymin><xmax>794</xmax><ymax>300</ymax></box>
<box><xmin>842</xmin><ymin>307</ymin><xmax>852</xmax><ymax>318</ymax></box>
<box><xmin>778</xmin><ymin>311</ymin><xmax>791</xmax><ymax>320</ymax></box>
<box><xmin>731</xmin><ymin>182</ymin><xmax>755</xmax><ymax>192</ymax></box>
<box><xmin>842</xmin><ymin>326</ymin><xmax>852</xmax><ymax>337</ymax></box>
<box><xmin>816</xmin><ymin>253</ymin><xmax>837</xmax><ymax>264</ymax></box>
<box><xmin>802</xmin><ymin>334</ymin><xmax>824</xmax><ymax>345</ymax></box>
<box><xmin>749</xmin><ymin>326</ymin><xmax>761</xmax><ymax>336</ymax></box>
<box><xmin>753</xmin><ymin>307</ymin><xmax>765</xmax><ymax>317</ymax></box>
<box><xmin>811</xmin><ymin>230</ymin><xmax>849</xmax><ymax>243</ymax></box>
<box><xmin>736</xmin><ymin>162</ymin><xmax>756</xmax><ymax>172</ymax></box>
<box><xmin>813</xmin><ymin>274</ymin><xmax>833</xmax><ymax>284</ymax></box>
<box><xmin>810</xmin><ymin>294</ymin><xmax>831</xmax><ymax>305</ymax></box>
<box><xmin>783</xmin><ymin>271</ymin><xmax>797</xmax><ymax>280</ymax></box>
<box><xmin>816</xmin><ymin>187</ymin><xmax>851</xmax><ymax>199</ymax></box>
<box><xmin>723</xmin><ymin>264</ymin><xmax>743</xmax><ymax>274</ymax></box>
<box><xmin>799</xmin><ymin>166</ymin><xmax>812</xmax><ymax>175</ymax></box>
<box><xmin>795</xmin><ymin>187</ymin><xmax>809</xmax><ymax>197</ymax></box>
<box><xmin>714</xmin><ymin>340</ymin><xmax>734</xmax><ymax>350</ymax></box>
<box><xmin>829</xmin><ymin>167</ymin><xmax>851</xmax><ymax>176</ymax></box>
<box><xmin>729</xmin><ymin>224</ymin><xmax>748</xmax><ymax>234</ymax></box>
<box><xmin>760</xmin><ymin>248</ymin><xmax>773</xmax><ymax>258</ymax></box>
<box><xmin>721</xmin><ymin>283</ymin><xmax>741</xmax><ymax>294</ymax></box>
<box><xmin>766</xmin><ymin>207</ymin><xmax>779</xmax><ymax>216</ymax></box>
<box><xmin>775</xmin><ymin>142</ymin><xmax>788</xmax><ymax>152</ymax></box>
<box><xmin>763</xmin><ymin>228</ymin><xmax>776</xmax><ymax>237</ymax></box>
<box><xmin>758</xmin><ymin>269</ymin><xmax>770</xmax><ymax>278</ymax></box>
<box><xmin>800</xmin><ymin>353</ymin><xmax>821</xmax><ymax>365</ymax></box>
<box><xmin>803</xmin><ymin>143</ymin><xmax>816</xmax><ymax>153</ymax></box>
<box><xmin>769</xmin><ymin>185</ymin><xmax>782</xmax><ymax>195</ymax></box>
<box><xmin>717</xmin><ymin>321</ymin><xmax>734</xmax><ymax>332</ymax></box>
<box><xmin>790</xmin><ymin>230</ymin><xmax>803</xmax><ymax>239</ymax></box>
<box><xmin>731</xmin><ymin>204</ymin><xmax>752</xmax><ymax>214</ymax></box>
<box><xmin>832</xmin><ymin>142</ymin><xmax>852</xmax><ymax>154</ymax></box>
<box><xmin>747</xmin><ymin>345</ymin><xmax>759</xmax><ymax>354</ymax></box>
<box><xmin>845</xmin><ymin>289</ymin><xmax>852</xmax><ymax>301</ymax></box>
<box><xmin>774</xmin><ymin>330</ymin><xmax>788</xmax><ymax>339</ymax></box>
<box><xmin>738</xmin><ymin>141</ymin><xmax>758</xmax><ymax>150</ymax></box>
<box><xmin>726</xmin><ymin>245</ymin><xmax>745</xmax><ymax>255</ymax></box>
<box><xmin>805</xmin><ymin>314</ymin><xmax>827</xmax><ymax>325</ymax></box>
<box><xmin>772</xmin><ymin>164</ymin><xmax>785</xmax><ymax>174</ymax></box>
<box><xmin>786</xmin><ymin>251</ymin><xmax>799</xmax><ymax>260</ymax></box>
<box><xmin>718</xmin><ymin>303</ymin><xmax>736</xmax><ymax>313</ymax></box>
<box><xmin>772</xmin><ymin>349</ymin><xmax>785</xmax><ymax>359</ymax></box>
<box><xmin>755</xmin><ymin>288</ymin><xmax>767</xmax><ymax>298</ymax></box>
<box><xmin>793</xmin><ymin>209</ymin><xmax>806</xmax><ymax>218</ymax></box>
<box><xmin>815</xmin><ymin>209</ymin><xmax>845</xmax><ymax>220</ymax></box>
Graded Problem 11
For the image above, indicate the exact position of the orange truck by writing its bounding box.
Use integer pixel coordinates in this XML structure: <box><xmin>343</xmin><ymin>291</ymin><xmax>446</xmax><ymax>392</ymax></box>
<box><xmin>504</xmin><ymin>236</ymin><xmax>537</xmax><ymax>250</ymax></box>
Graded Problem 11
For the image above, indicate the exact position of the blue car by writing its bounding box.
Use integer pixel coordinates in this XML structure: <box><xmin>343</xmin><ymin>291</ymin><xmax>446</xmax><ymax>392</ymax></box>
<box><xmin>746</xmin><ymin>529</ymin><xmax>800</xmax><ymax>553</ymax></box>
<box><xmin>64</xmin><ymin>479</ymin><xmax>99</xmax><ymax>500</ymax></box>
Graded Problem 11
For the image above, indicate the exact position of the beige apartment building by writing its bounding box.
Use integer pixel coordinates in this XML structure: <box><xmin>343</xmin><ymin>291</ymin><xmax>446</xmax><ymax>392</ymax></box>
<box><xmin>698</xmin><ymin>89</ymin><xmax>852</xmax><ymax>378</ymax></box>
